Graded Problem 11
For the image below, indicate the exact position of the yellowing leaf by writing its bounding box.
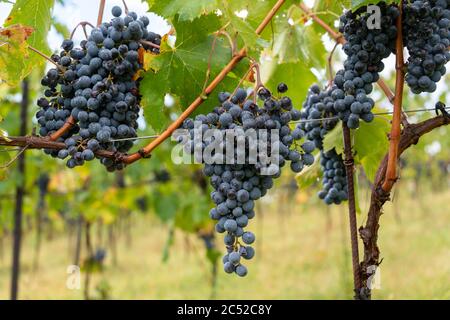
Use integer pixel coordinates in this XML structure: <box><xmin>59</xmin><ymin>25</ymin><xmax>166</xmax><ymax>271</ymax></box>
<box><xmin>0</xmin><ymin>25</ymin><xmax>34</xmax><ymax>85</ymax></box>
<box><xmin>2</xmin><ymin>0</ymin><xmax>55</xmax><ymax>86</ymax></box>
<box><xmin>148</xmin><ymin>0</ymin><xmax>219</xmax><ymax>21</ymax></box>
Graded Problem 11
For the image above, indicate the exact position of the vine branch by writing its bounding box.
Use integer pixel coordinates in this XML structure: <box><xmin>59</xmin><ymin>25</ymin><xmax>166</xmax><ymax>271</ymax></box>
<box><xmin>255</xmin><ymin>0</ymin><xmax>286</xmax><ymax>34</ymax></box>
<box><xmin>122</xmin><ymin>0</ymin><xmax>287</xmax><ymax>164</ymax></box>
<box><xmin>97</xmin><ymin>0</ymin><xmax>106</xmax><ymax>27</ymax></box>
<box><xmin>342</xmin><ymin>123</ymin><xmax>362</xmax><ymax>299</ymax></box>
<box><xmin>48</xmin><ymin>115</ymin><xmax>76</xmax><ymax>141</ymax></box>
<box><xmin>359</xmin><ymin>114</ymin><xmax>449</xmax><ymax>299</ymax></box>
<box><xmin>382</xmin><ymin>4</ymin><xmax>405</xmax><ymax>192</ymax></box>
<box><xmin>0</xmin><ymin>135</ymin><xmax>119</xmax><ymax>160</ymax></box>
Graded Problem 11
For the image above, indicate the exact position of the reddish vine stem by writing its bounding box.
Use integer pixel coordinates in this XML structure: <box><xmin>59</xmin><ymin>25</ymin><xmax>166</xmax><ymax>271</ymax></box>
<box><xmin>139</xmin><ymin>39</ymin><xmax>160</xmax><ymax>49</ymax></box>
<box><xmin>122</xmin><ymin>0</ymin><xmax>129</xmax><ymax>14</ymax></box>
<box><xmin>27</xmin><ymin>45</ymin><xmax>62</xmax><ymax>70</ymax></box>
<box><xmin>359</xmin><ymin>114</ymin><xmax>449</xmax><ymax>299</ymax></box>
<box><xmin>341</xmin><ymin>123</ymin><xmax>362</xmax><ymax>299</ymax></box>
<box><xmin>228</xmin><ymin>64</ymin><xmax>254</xmax><ymax>100</ymax></box>
<box><xmin>122</xmin><ymin>0</ymin><xmax>287</xmax><ymax>164</ymax></box>
<box><xmin>202</xmin><ymin>33</ymin><xmax>220</xmax><ymax>95</ymax></box>
<box><xmin>122</xmin><ymin>48</ymin><xmax>248</xmax><ymax>164</ymax></box>
<box><xmin>69</xmin><ymin>21</ymin><xmax>95</xmax><ymax>40</ymax></box>
<box><xmin>48</xmin><ymin>115</ymin><xmax>76</xmax><ymax>141</ymax></box>
<box><xmin>297</xmin><ymin>3</ymin><xmax>396</xmax><ymax>104</ymax></box>
<box><xmin>0</xmin><ymin>135</ymin><xmax>119</xmax><ymax>160</ymax></box>
<box><xmin>255</xmin><ymin>0</ymin><xmax>286</xmax><ymax>34</ymax></box>
<box><xmin>382</xmin><ymin>4</ymin><xmax>405</xmax><ymax>192</ymax></box>
<box><xmin>97</xmin><ymin>0</ymin><xmax>106</xmax><ymax>27</ymax></box>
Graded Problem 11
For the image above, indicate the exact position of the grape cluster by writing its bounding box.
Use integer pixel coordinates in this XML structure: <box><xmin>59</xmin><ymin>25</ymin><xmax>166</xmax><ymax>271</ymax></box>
<box><xmin>295</xmin><ymin>84</ymin><xmax>348</xmax><ymax>204</ymax></box>
<box><xmin>35</xmin><ymin>6</ymin><xmax>161</xmax><ymax>171</ymax></box>
<box><xmin>318</xmin><ymin>149</ymin><xmax>349</xmax><ymax>205</ymax></box>
<box><xmin>180</xmin><ymin>84</ymin><xmax>315</xmax><ymax>276</ymax></box>
<box><xmin>403</xmin><ymin>0</ymin><xmax>450</xmax><ymax>93</ymax></box>
<box><xmin>297</xmin><ymin>84</ymin><xmax>339</xmax><ymax>150</ymax></box>
<box><xmin>336</xmin><ymin>3</ymin><xmax>399</xmax><ymax>128</ymax></box>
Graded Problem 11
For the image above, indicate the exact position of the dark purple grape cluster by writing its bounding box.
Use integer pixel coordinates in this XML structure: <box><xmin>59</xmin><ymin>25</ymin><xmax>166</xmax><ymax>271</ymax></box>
<box><xmin>180</xmin><ymin>84</ymin><xmax>314</xmax><ymax>276</ymax></box>
<box><xmin>35</xmin><ymin>5</ymin><xmax>161</xmax><ymax>171</ymax></box>
<box><xmin>336</xmin><ymin>2</ymin><xmax>399</xmax><ymax>128</ymax></box>
<box><xmin>296</xmin><ymin>84</ymin><xmax>339</xmax><ymax>150</ymax></box>
<box><xmin>295</xmin><ymin>84</ymin><xmax>348</xmax><ymax>205</ymax></box>
<box><xmin>318</xmin><ymin>149</ymin><xmax>348</xmax><ymax>205</ymax></box>
<box><xmin>403</xmin><ymin>0</ymin><xmax>450</xmax><ymax>93</ymax></box>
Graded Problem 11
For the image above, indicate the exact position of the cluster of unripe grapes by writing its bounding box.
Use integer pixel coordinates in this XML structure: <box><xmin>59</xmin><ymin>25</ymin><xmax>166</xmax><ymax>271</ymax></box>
<box><xmin>403</xmin><ymin>0</ymin><xmax>450</xmax><ymax>93</ymax></box>
<box><xmin>180</xmin><ymin>84</ymin><xmax>316</xmax><ymax>276</ymax></box>
<box><xmin>36</xmin><ymin>6</ymin><xmax>161</xmax><ymax>171</ymax></box>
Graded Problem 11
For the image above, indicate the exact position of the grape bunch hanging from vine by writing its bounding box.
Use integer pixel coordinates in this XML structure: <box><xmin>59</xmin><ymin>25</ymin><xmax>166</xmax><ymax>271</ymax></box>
<box><xmin>0</xmin><ymin>0</ymin><xmax>449</xmax><ymax>300</ymax></box>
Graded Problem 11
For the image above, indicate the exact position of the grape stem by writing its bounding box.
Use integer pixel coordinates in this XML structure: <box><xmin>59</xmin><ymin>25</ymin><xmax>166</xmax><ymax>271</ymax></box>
<box><xmin>48</xmin><ymin>115</ymin><xmax>76</xmax><ymax>141</ymax></box>
<box><xmin>27</xmin><ymin>45</ymin><xmax>63</xmax><ymax>71</ymax></box>
<box><xmin>139</xmin><ymin>40</ymin><xmax>160</xmax><ymax>49</ymax></box>
<box><xmin>122</xmin><ymin>0</ymin><xmax>129</xmax><ymax>15</ymax></box>
<box><xmin>202</xmin><ymin>25</ymin><xmax>235</xmax><ymax>96</ymax></box>
<box><xmin>0</xmin><ymin>145</ymin><xmax>28</xmax><ymax>169</ymax></box>
<box><xmin>327</xmin><ymin>42</ymin><xmax>339</xmax><ymax>87</ymax></box>
<box><xmin>382</xmin><ymin>3</ymin><xmax>405</xmax><ymax>192</ymax></box>
<box><xmin>228</xmin><ymin>64</ymin><xmax>254</xmax><ymax>102</ymax></box>
<box><xmin>215</xmin><ymin>29</ymin><xmax>238</xmax><ymax>58</ymax></box>
<box><xmin>70</xmin><ymin>21</ymin><xmax>95</xmax><ymax>40</ymax></box>
<box><xmin>97</xmin><ymin>0</ymin><xmax>106</xmax><ymax>27</ymax></box>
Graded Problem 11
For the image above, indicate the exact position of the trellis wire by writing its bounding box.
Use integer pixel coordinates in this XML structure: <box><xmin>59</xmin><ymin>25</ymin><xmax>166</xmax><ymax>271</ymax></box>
<box><xmin>108</xmin><ymin>106</ymin><xmax>450</xmax><ymax>142</ymax></box>
<box><xmin>0</xmin><ymin>107</ymin><xmax>448</xmax><ymax>149</ymax></box>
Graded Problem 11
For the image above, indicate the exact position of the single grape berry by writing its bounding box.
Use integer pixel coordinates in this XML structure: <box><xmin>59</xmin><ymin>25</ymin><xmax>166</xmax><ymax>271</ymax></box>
<box><xmin>277</xmin><ymin>82</ymin><xmax>288</xmax><ymax>93</ymax></box>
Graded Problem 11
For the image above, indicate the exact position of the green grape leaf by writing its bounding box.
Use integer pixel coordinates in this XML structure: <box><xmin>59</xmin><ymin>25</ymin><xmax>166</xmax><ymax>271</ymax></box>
<box><xmin>351</xmin><ymin>0</ymin><xmax>398</xmax><ymax>11</ymax></box>
<box><xmin>174</xmin><ymin>189</ymin><xmax>211</xmax><ymax>233</ymax></box>
<box><xmin>273</xmin><ymin>7</ymin><xmax>326</xmax><ymax>67</ymax></box>
<box><xmin>147</xmin><ymin>0</ymin><xmax>219</xmax><ymax>21</ymax></box>
<box><xmin>153</xmin><ymin>191</ymin><xmax>179</xmax><ymax>222</ymax></box>
<box><xmin>312</xmin><ymin>0</ymin><xmax>349</xmax><ymax>30</ymax></box>
<box><xmin>0</xmin><ymin>147</ymin><xmax>12</xmax><ymax>181</ymax></box>
<box><xmin>2</xmin><ymin>0</ymin><xmax>55</xmax><ymax>86</ymax></box>
<box><xmin>260</xmin><ymin>56</ymin><xmax>318</xmax><ymax>108</ymax></box>
<box><xmin>52</xmin><ymin>19</ymin><xmax>70</xmax><ymax>39</ymax></box>
<box><xmin>139</xmin><ymin>14</ymin><xmax>233</xmax><ymax>132</ymax></box>
<box><xmin>323</xmin><ymin>124</ymin><xmax>344</xmax><ymax>155</ymax></box>
<box><xmin>220</xmin><ymin>6</ymin><xmax>258</xmax><ymax>49</ymax></box>
<box><xmin>217</xmin><ymin>0</ymin><xmax>295</xmax><ymax>50</ymax></box>
<box><xmin>354</xmin><ymin>117</ymin><xmax>389</xmax><ymax>182</ymax></box>
<box><xmin>295</xmin><ymin>154</ymin><xmax>321</xmax><ymax>189</ymax></box>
